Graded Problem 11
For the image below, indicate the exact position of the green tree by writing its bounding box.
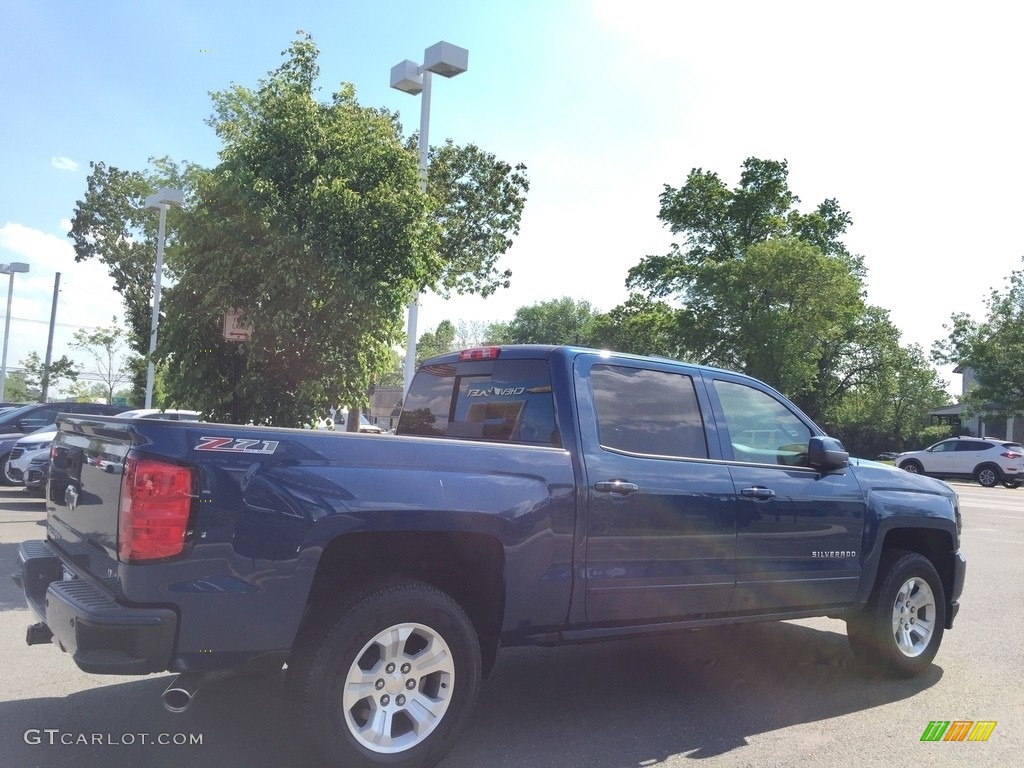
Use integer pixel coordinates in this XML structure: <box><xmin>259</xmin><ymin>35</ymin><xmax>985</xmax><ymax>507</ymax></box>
<box><xmin>627</xmin><ymin>158</ymin><xmax>885</xmax><ymax>419</ymax></box>
<box><xmin>427</xmin><ymin>140</ymin><xmax>529</xmax><ymax>298</ymax></box>
<box><xmin>415</xmin><ymin>320</ymin><xmax>457</xmax><ymax>366</ymax></box>
<box><xmin>19</xmin><ymin>352</ymin><xmax>81</xmax><ymax>399</ymax></box>
<box><xmin>829</xmin><ymin>343</ymin><xmax>951</xmax><ymax>455</ymax></box>
<box><xmin>70</xmin><ymin>322</ymin><xmax>138</xmax><ymax>404</ymax></box>
<box><xmin>2</xmin><ymin>371</ymin><xmax>33</xmax><ymax>402</ymax></box>
<box><xmin>64</xmin><ymin>381</ymin><xmax>110</xmax><ymax>403</ymax></box>
<box><xmin>934</xmin><ymin>262</ymin><xmax>1024</xmax><ymax>419</ymax></box>
<box><xmin>499</xmin><ymin>297</ymin><xmax>599</xmax><ymax>345</ymax></box>
<box><xmin>589</xmin><ymin>294</ymin><xmax>683</xmax><ymax>358</ymax></box>
<box><xmin>69</xmin><ymin>33</ymin><xmax>528</xmax><ymax>427</ymax></box>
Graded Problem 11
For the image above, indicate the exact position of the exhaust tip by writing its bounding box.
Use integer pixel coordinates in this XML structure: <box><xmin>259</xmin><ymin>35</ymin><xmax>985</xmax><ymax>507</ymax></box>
<box><xmin>162</xmin><ymin>686</ymin><xmax>193</xmax><ymax>713</ymax></box>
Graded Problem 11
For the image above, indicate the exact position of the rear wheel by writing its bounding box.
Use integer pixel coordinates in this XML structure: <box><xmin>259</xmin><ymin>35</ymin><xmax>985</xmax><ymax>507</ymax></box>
<box><xmin>847</xmin><ymin>550</ymin><xmax>945</xmax><ymax>677</ymax></box>
<box><xmin>289</xmin><ymin>579</ymin><xmax>481</xmax><ymax>768</ymax></box>
<box><xmin>976</xmin><ymin>464</ymin><xmax>1000</xmax><ymax>488</ymax></box>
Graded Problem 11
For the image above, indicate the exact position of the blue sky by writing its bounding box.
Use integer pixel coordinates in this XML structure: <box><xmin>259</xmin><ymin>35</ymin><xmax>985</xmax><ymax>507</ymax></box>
<box><xmin>2</xmin><ymin>0</ymin><xmax>1022</xmax><ymax>397</ymax></box>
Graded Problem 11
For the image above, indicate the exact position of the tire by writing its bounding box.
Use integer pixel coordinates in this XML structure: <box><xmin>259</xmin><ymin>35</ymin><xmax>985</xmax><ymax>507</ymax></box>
<box><xmin>975</xmin><ymin>464</ymin><xmax>1000</xmax><ymax>488</ymax></box>
<box><xmin>0</xmin><ymin>453</ymin><xmax>17</xmax><ymax>486</ymax></box>
<box><xmin>899</xmin><ymin>460</ymin><xmax>923</xmax><ymax>475</ymax></box>
<box><xmin>847</xmin><ymin>550</ymin><xmax>945</xmax><ymax>677</ymax></box>
<box><xmin>289</xmin><ymin>579</ymin><xmax>481</xmax><ymax>768</ymax></box>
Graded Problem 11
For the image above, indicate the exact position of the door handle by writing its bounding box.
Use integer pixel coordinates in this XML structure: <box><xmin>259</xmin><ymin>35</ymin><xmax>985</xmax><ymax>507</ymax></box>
<box><xmin>740</xmin><ymin>486</ymin><xmax>776</xmax><ymax>500</ymax></box>
<box><xmin>595</xmin><ymin>480</ymin><xmax>639</xmax><ymax>495</ymax></box>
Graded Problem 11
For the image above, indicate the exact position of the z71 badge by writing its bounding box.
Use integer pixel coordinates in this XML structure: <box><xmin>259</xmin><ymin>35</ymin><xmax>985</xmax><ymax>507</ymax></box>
<box><xmin>195</xmin><ymin>437</ymin><xmax>280</xmax><ymax>455</ymax></box>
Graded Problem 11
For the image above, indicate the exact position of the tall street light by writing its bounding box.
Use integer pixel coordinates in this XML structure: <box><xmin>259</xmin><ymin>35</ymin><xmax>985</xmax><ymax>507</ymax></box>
<box><xmin>390</xmin><ymin>41</ymin><xmax>469</xmax><ymax>396</ymax></box>
<box><xmin>143</xmin><ymin>187</ymin><xmax>184</xmax><ymax>408</ymax></box>
<box><xmin>0</xmin><ymin>262</ymin><xmax>30</xmax><ymax>402</ymax></box>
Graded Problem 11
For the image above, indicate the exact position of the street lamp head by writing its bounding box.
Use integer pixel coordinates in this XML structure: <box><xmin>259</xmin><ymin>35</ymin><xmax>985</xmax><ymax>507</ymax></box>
<box><xmin>423</xmin><ymin>41</ymin><xmax>468</xmax><ymax>78</ymax></box>
<box><xmin>0</xmin><ymin>262</ymin><xmax>29</xmax><ymax>274</ymax></box>
<box><xmin>144</xmin><ymin>187</ymin><xmax>184</xmax><ymax>209</ymax></box>
<box><xmin>390</xmin><ymin>59</ymin><xmax>424</xmax><ymax>95</ymax></box>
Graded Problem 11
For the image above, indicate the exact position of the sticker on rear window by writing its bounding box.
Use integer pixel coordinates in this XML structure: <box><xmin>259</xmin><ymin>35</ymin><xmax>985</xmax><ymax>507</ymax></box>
<box><xmin>195</xmin><ymin>437</ymin><xmax>279</xmax><ymax>454</ymax></box>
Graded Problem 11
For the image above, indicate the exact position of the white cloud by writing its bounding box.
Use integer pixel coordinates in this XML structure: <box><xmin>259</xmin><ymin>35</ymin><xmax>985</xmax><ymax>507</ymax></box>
<box><xmin>0</xmin><ymin>223</ymin><xmax>123</xmax><ymax>393</ymax></box>
<box><xmin>50</xmin><ymin>156</ymin><xmax>79</xmax><ymax>172</ymax></box>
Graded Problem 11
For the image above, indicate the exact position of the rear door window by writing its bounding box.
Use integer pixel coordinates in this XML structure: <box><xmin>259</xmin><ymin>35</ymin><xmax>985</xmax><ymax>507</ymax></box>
<box><xmin>398</xmin><ymin>359</ymin><xmax>559</xmax><ymax>446</ymax></box>
<box><xmin>590</xmin><ymin>364</ymin><xmax>707</xmax><ymax>459</ymax></box>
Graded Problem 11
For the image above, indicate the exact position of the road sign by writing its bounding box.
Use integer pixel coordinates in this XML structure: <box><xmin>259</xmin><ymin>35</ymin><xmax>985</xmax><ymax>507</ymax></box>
<box><xmin>223</xmin><ymin>309</ymin><xmax>253</xmax><ymax>342</ymax></box>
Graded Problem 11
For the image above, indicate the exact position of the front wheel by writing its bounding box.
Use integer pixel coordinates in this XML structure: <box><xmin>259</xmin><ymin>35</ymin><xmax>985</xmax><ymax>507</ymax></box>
<box><xmin>289</xmin><ymin>580</ymin><xmax>481</xmax><ymax>768</ymax></box>
<box><xmin>847</xmin><ymin>550</ymin><xmax>945</xmax><ymax>677</ymax></box>
<box><xmin>899</xmin><ymin>460</ymin><xmax>922</xmax><ymax>475</ymax></box>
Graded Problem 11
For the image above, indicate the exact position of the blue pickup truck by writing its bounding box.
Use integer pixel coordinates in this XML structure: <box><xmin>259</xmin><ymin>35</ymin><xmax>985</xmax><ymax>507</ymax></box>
<box><xmin>16</xmin><ymin>345</ymin><xmax>966</xmax><ymax>768</ymax></box>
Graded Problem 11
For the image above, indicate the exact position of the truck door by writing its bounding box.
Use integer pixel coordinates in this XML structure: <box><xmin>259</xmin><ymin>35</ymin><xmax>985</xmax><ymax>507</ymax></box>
<box><xmin>576</xmin><ymin>357</ymin><xmax>736</xmax><ymax>624</ymax></box>
<box><xmin>705</xmin><ymin>375</ymin><xmax>866</xmax><ymax>612</ymax></box>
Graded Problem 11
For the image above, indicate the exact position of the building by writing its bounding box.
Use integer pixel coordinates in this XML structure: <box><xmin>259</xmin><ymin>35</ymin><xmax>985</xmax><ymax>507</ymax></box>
<box><xmin>929</xmin><ymin>365</ymin><xmax>1024</xmax><ymax>442</ymax></box>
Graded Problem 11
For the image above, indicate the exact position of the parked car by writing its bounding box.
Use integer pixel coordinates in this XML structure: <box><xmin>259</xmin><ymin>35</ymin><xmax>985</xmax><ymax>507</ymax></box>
<box><xmin>896</xmin><ymin>436</ymin><xmax>1023</xmax><ymax>487</ymax></box>
<box><xmin>0</xmin><ymin>402</ymin><xmax>133</xmax><ymax>485</ymax></box>
<box><xmin>23</xmin><ymin>453</ymin><xmax>50</xmax><ymax>495</ymax></box>
<box><xmin>877</xmin><ymin>451</ymin><xmax>899</xmax><ymax>460</ymax></box>
<box><xmin>5</xmin><ymin>427</ymin><xmax>58</xmax><ymax>485</ymax></box>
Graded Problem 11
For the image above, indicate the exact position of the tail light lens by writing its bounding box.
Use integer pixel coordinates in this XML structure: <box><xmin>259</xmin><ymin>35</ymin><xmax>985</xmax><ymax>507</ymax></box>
<box><xmin>1000</xmin><ymin>451</ymin><xmax>1022</xmax><ymax>459</ymax></box>
<box><xmin>118</xmin><ymin>457</ymin><xmax>194</xmax><ymax>562</ymax></box>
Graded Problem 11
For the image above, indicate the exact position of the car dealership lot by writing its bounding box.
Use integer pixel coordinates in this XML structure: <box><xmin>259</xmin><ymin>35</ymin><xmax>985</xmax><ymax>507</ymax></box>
<box><xmin>0</xmin><ymin>483</ymin><xmax>1020</xmax><ymax>767</ymax></box>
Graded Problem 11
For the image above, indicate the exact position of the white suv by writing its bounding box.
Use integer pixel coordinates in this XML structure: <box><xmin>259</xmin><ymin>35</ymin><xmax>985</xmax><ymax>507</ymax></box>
<box><xmin>896</xmin><ymin>437</ymin><xmax>1023</xmax><ymax>488</ymax></box>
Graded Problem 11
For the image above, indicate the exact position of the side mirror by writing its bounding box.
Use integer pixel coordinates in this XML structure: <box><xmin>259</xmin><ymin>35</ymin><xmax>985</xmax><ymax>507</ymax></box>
<box><xmin>808</xmin><ymin>436</ymin><xmax>848</xmax><ymax>472</ymax></box>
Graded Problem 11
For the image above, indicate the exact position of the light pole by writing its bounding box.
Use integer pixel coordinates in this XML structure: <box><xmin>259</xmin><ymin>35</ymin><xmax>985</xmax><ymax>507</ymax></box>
<box><xmin>390</xmin><ymin>41</ymin><xmax>469</xmax><ymax>396</ymax></box>
<box><xmin>143</xmin><ymin>187</ymin><xmax>184</xmax><ymax>408</ymax></box>
<box><xmin>0</xmin><ymin>262</ymin><xmax>30</xmax><ymax>402</ymax></box>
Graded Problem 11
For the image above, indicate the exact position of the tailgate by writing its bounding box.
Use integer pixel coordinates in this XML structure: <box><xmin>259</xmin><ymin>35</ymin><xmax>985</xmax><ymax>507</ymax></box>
<box><xmin>46</xmin><ymin>417</ymin><xmax>134</xmax><ymax>583</ymax></box>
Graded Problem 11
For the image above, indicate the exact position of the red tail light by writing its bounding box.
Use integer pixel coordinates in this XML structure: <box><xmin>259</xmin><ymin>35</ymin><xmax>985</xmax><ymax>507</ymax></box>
<box><xmin>118</xmin><ymin>457</ymin><xmax>194</xmax><ymax>562</ymax></box>
<box><xmin>1001</xmin><ymin>451</ymin><xmax>1022</xmax><ymax>459</ymax></box>
<box><xmin>459</xmin><ymin>347</ymin><xmax>501</xmax><ymax>361</ymax></box>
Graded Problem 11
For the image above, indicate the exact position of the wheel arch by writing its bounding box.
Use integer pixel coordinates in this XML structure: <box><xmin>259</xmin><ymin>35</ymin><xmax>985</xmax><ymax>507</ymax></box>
<box><xmin>298</xmin><ymin>530</ymin><xmax>506</xmax><ymax>676</ymax></box>
<box><xmin>858</xmin><ymin>525</ymin><xmax>958</xmax><ymax>628</ymax></box>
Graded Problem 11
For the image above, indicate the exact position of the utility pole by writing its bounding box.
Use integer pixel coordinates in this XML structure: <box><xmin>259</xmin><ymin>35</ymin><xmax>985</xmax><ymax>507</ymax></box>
<box><xmin>41</xmin><ymin>272</ymin><xmax>61</xmax><ymax>402</ymax></box>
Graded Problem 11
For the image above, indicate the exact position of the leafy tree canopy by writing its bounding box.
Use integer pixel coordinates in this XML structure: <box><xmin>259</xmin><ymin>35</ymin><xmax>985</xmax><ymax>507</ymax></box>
<box><xmin>625</xmin><ymin>157</ymin><xmax>886</xmax><ymax>419</ymax></box>
<box><xmin>19</xmin><ymin>351</ymin><xmax>81</xmax><ymax>400</ymax></box>
<box><xmin>68</xmin><ymin>33</ymin><xmax>529</xmax><ymax>426</ymax></box>
<box><xmin>933</xmin><ymin>261</ymin><xmax>1024</xmax><ymax>418</ymax></box>
<box><xmin>493</xmin><ymin>296</ymin><xmax>599</xmax><ymax>346</ymax></box>
<box><xmin>70</xmin><ymin>321</ymin><xmax>138</xmax><ymax>404</ymax></box>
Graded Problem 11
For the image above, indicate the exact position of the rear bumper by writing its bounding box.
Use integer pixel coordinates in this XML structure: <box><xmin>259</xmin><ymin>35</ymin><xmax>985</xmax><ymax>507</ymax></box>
<box><xmin>17</xmin><ymin>540</ymin><xmax>177</xmax><ymax>674</ymax></box>
<box><xmin>946</xmin><ymin>548</ymin><xmax>967</xmax><ymax>629</ymax></box>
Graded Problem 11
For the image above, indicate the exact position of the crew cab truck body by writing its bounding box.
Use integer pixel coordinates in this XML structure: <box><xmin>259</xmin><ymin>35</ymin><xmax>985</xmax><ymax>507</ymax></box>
<box><xmin>16</xmin><ymin>345</ymin><xmax>966</xmax><ymax>768</ymax></box>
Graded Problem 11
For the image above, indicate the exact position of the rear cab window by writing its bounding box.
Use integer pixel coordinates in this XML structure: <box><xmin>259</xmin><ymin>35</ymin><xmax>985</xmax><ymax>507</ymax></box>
<box><xmin>398</xmin><ymin>357</ymin><xmax>560</xmax><ymax>446</ymax></box>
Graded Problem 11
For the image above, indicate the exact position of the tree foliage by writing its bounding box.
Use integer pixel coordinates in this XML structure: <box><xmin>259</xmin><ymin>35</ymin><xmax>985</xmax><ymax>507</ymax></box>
<box><xmin>828</xmin><ymin>343</ymin><xmax>951</xmax><ymax>455</ymax></box>
<box><xmin>70</xmin><ymin>322</ymin><xmax>138</xmax><ymax>404</ymax></box>
<box><xmin>2</xmin><ymin>371</ymin><xmax>33</xmax><ymax>402</ymax></box>
<box><xmin>933</xmin><ymin>261</ymin><xmax>1024</xmax><ymax>418</ymax></box>
<box><xmin>589</xmin><ymin>294</ymin><xmax>682</xmax><ymax>358</ymax></box>
<box><xmin>19</xmin><ymin>351</ymin><xmax>81</xmax><ymax>399</ymax></box>
<box><xmin>493</xmin><ymin>297</ymin><xmax>599</xmax><ymax>346</ymax></box>
<box><xmin>415</xmin><ymin>320</ymin><xmax>457</xmax><ymax>366</ymax></box>
<box><xmin>427</xmin><ymin>140</ymin><xmax>528</xmax><ymax>297</ymax></box>
<box><xmin>626</xmin><ymin>157</ymin><xmax>885</xmax><ymax>419</ymax></box>
<box><xmin>68</xmin><ymin>33</ymin><xmax>528</xmax><ymax>427</ymax></box>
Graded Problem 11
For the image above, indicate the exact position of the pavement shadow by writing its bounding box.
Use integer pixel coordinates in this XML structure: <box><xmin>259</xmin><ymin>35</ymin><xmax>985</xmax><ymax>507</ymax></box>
<box><xmin>0</xmin><ymin>621</ymin><xmax>940</xmax><ymax>768</ymax></box>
